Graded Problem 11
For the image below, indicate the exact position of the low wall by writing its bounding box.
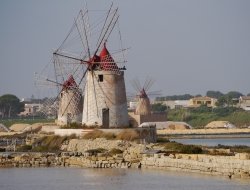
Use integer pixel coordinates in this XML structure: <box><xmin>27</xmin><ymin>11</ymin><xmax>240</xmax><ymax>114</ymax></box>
<box><xmin>129</xmin><ymin>112</ymin><xmax>167</xmax><ymax>127</ymax></box>
<box><xmin>41</xmin><ymin>125</ymin><xmax>60</xmax><ymax>133</ymax></box>
<box><xmin>141</xmin><ymin>153</ymin><xmax>250</xmax><ymax>179</ymax></box>
<box><xmin>157</xmin><ymin>128</ymin><xmax>250</xmax><ymax>135</ymax></box>
<box><xmin>54</xmin><ymin>129</ymin><xmax>93</xmax><ymax>137</ymax></box>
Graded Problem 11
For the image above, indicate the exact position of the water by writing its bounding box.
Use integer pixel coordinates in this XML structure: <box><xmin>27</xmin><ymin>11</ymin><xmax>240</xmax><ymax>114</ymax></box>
<box><xmin>0</xmin><ymin>168</ymin><xmax>249</xmax><ymax>190</ymax></box>
<box><xmin>171</xmin><ymin>137</ymin><xmax>250</xmax><ymax>146</ymax></box>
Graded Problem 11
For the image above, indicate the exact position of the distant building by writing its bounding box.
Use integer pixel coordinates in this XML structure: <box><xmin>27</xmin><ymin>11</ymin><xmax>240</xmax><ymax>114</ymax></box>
<box><xmin>128</xmin><ymin>112</ymin><xmax>167</xmax><ymax>127</ymax></box>
<box><xmin>239</xmin><ymin>96</ymin><xmax>250</xmax><ymax>111</ymax></box>
<box><xmin>19</xmin><ymin>103</ymin><xmax>42</xmax><ymax>116</ymax></box>
<box><xmin>155</xmin><ymin>100</ymin><xmax>189</xmax><ymax>109</ymax></box>
<box><xmin>189</xmin><ymin>96</ymin><xmax>217</xmax><ymax>108</ymax></box>
<box><xmin>128</xmin><ymin>89</ymin><xmax>167</xmax><ymax>127</ymax></box>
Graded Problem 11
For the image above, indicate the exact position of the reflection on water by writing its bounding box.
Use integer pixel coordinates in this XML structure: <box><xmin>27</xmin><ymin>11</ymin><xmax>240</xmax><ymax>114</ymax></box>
<box><xmin>0</xmin><ymin>168</ymin><xmax>249</xmax><ymax>190</ymax></box>
<box><xmin>171</xmin><ymin>138</ymin><xmax>250</xmax><ymax>146</ymax></box>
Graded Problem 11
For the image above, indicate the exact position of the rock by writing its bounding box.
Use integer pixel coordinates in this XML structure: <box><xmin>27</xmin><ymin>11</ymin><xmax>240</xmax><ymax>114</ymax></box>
<box><xmin>169</xmin><ymin>154</ymin><xmax>175</xmax><ymax>159</ymax></box>
<box><xmin>235</xmin><ymin>153</ymin><xmax>250</xmax><ymax>160</ymax></box>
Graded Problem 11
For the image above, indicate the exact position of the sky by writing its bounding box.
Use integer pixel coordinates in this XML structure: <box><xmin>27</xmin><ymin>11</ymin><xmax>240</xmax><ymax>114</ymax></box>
<box><xmin>1</xmin><ymin>0</ymin><xmax>250</xmax><ymax>99</ymax></box>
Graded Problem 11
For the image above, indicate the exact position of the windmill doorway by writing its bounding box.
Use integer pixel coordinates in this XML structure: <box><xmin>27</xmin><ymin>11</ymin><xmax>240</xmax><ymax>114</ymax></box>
<box><xmin>102</xmin><ymin>108</ymin><xmax>109</xmax><ymax>128</ymax></box>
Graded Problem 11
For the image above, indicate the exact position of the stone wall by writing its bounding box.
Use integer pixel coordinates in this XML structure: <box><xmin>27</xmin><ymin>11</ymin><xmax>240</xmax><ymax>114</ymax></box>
<box><xmin>0</xmin><ymin>152</ymin><xmax>140</xmax><ymax>169</ymax></box>
<box><xmin>128</xmin><ymin>112</ymin><xmax>167</xmax><ymax>127</ymax></box>
<box><xmin>141</xmin><ymin>153</ymin><xmax>250</xmax><ymax>179</ymax></box>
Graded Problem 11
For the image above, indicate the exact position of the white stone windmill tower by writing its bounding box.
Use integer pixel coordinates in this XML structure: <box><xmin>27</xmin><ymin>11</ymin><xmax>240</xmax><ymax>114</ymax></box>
<box><xmin>50</xmin><ymin>4</ymin><xmax>129</xmax><ymax>128</ymax></box>
<box><xmin>35</xmin><ymin>60</ymin><xmax>83</xmax><ymax>125</ymax></box>
<box><xmin>82</xmin><ymin>43</ymin><xmax>128</xmax><ymax>127</ymax></box>
<box><xmin>57</xmin><ymin>75</ymin><xmax>83</xmax><ymax>125</ymax></box>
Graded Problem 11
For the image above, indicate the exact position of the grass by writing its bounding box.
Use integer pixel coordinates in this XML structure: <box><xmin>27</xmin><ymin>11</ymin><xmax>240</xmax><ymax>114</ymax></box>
<box><xmin>215</xmin><ymin>144</ymin><xmax>250</xmax><ymax>154</ymax></box>
<box><xmin>31</xmin><ymin>134</ymin><xmax>77</xmax><ymax>152</ymax></box>
<box><xmin>16</xmin><ymin>145</ymin><xmax>32</xmax><ymax>152</ymax></box>
<box><xmin>167</xmin><ymin>108</ymin><xmax>250</xmax><ymax>128</ymax></box>
<box><xmin>83</xmin><ymin>130</ymin><xmax>116</xmax><ymax>140</ymax></box>
<box><xmin>0</xmin><ymin>118</ymin><xmax>54</xmax><ymax>128</ymax></box>
<box><xmin>83</xmin><ymin>129</ymin><xmax>140</xmax><ymax>141</ymax></box>
<box><xmin>85</xmin><ymin>148</ymin><xmax>107</xmax><ymax>154</ymax></box>
<box><xmin>159</xmin><ymin>141</ymin><xmax>203</xmax><ymax>154</ymax></box>
<box><xmin>116</xmin><ymin>129</ymin><xmax>140</xmax><ymax>141</ymax></box>
<box><xmin>108</xmin><ymin>148</ymin><xmax>123</xmax><ymax>156</ymax></box>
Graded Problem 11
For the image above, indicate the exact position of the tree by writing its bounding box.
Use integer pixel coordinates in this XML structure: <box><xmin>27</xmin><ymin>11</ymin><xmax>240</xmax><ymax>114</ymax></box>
<box><xmin>206</xmin><ymin>90</ymin><xmax>224</xmax><ymax>99</ymax></box>
<box><xmin>226</xmin><ymin>91</ymin><xmax>243</xmax><ymax>99</ymax></box>
<box><xmin>151</xmin><ymin>103</ymin><xmax>167</xmax><ymax>112</ymax></box>
<box><xmin>216</xmin><ymin>96</ymin><xmax>227</xmax><ymax>107</ymax></box>
<box><xmin>155</xmin><ymin>94</ymin><xmax>193</xmax><ymax>101</ymax></box>
<box><xmin>0</xmin><ymin>94</ymin><xmax>24</xmax><ymax>118</ymax></box>
<box><xmin>247</xmin><ymin>93</ymin><xmax>250</xmax><ymax>96</ymax></box>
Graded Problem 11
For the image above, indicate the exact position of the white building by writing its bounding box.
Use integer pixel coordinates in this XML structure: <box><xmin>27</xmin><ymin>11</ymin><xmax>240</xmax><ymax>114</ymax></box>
<box><xmin>239</xmin><ymin>96</ymin><xmax>250</xmax><ymax>111</ymax></box>
<box><xmin>19</xmin><ymin>103</ymin><xmax>42</xmax><ymax>116</ymax></box>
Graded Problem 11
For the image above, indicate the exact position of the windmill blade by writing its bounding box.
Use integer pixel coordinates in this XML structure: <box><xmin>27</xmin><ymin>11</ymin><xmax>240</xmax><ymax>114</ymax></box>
<box><xmin>96</xmin><ymin>2</ymin><xmax>113</xmax><ymax>47</ymax></box>
<box><xmin>95</xmin><ymin>8</ymin><xmax>119</xmax><ymax>55</ymax></box>
<box><xmin>79</xmin><ymin>8</ymin><xmax>91</xmax><ymax>59</ymax></box>
<box><xmin>143</xmin><ymin>76</ymin><xmax>155</xmax><ymax>92</ymax></box>
<box><xmin>131</xmin><ymin>78</ymin><xmax>142</xmax><ymax>92</ymax></box>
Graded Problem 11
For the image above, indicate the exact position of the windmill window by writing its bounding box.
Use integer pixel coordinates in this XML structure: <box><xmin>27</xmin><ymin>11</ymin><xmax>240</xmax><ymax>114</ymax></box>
<box><xmin>98</xmin><ymin>75</ymin><xmax>103</xmax><ymax>82</ymax></box>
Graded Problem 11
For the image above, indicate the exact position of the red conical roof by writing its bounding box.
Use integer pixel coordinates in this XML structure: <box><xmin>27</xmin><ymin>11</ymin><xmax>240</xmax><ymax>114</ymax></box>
<box><xmin>99</xmin><ymin>43</ymin><xmax>110</xmax><ymax>59</ymax></box>
<box><xmin>99</xmin><ymin>43</ymin><xmax>119</xmax><ymax>71</ymax></box>
<box><xmin>62</xmin><ymin>75</ymin><xmax>77</xmax><ymax>90</ymax></box>
<box><xmin>140</xmin><ymin>88</ymin><xmax>148</xmax><ymax>98</ymax></box>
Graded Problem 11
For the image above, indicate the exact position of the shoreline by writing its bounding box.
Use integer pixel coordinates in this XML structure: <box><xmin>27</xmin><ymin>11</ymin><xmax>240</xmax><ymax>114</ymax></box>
<box><xmin>1</xmin><ymin>151</ymin><xmax>250</xmax><ymax>179</ymax></box>
<box><xmin>163</xmin><ymin>134</ymin><xmax>250</xmax><ymax>139</ymax></box>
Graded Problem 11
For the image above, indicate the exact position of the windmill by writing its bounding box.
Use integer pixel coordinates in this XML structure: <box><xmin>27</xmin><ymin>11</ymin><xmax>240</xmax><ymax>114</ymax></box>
<box><xmin>36</xmin><ymin>4</ymin><xmax>129</xmax><ymax>127</ymax></box>
<box><xmin>35</xmin><ymin>57</ymin><xmax>84</xmax><ymax>125</ymax></box>
<box><xmin>131</xmin><ymin>77</ymin><xmax>161</xmax><ymax>116</ymax></box>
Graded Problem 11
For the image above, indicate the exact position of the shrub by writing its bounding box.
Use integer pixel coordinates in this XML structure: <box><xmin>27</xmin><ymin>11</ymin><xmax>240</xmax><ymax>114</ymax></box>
<box><xmin>116</xmin><ymin>129</ymin><xmax>140</xmax><ymax>141</ymax></box>
<box><xmin>162</xmin><ymin>141</ymin><xmax>203</xmax><ymax>154</ymax></box>
<box><xmin>17</xmin><ymin>145</ymin><xmax>32</xmax><ymax>152</ymax></box>
<box><xmin>86</xmin><ymin>148</ymin><xmax>107</xmax><ymax>154</ymax></box>
<box><xmin>108</xmin><ymin>148</ymin><xmax>123</xmax><ymax>156</ymax></box>
<box><xmin>32</xmin><ymin>134</ymin><xmax>77</xmax><ymax>152</ymax></box>
<box><xmin>62</xmin><ymin>122</ymin><xmax>85</xmax><ymax>129</ymax></box>
<box><xmin>83</xmin><ymin>130</ymin><xmax>116</xmax><ymax>140</ymax></box>
<box><xmin>83</xmin><ymin>130</ymin><xmax>104</xmax><ymax>139</ymax></box>
<box><xmin>157</xmin><ymin>138</ymin><xmax>170</xmax><ymax>143</ymax></box>
<box><xmin>216</xmin><ymin>144</ymin><xmax>250</xmax><ymax>153</ymax></box>
<box><xmin>102</xmin><ymin>132</ymin><xmax>116</xmax><ymax>140</ymax></box>
<box><xmin>32</xmin><ymin>146</ymin><xmax>49</xmax><ymax>152</ymax></box>
<box><xmin>179</xmin><ymin>145</ymin><xmax>203</xmax><ymax>154</ymax></box>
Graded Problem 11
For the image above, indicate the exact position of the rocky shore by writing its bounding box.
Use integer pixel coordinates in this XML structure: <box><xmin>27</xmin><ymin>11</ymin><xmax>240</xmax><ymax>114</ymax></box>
<box><xmin>0</xmin><ymin>138</ymin><xmax>250</xmax><ymax>179</ymax></box>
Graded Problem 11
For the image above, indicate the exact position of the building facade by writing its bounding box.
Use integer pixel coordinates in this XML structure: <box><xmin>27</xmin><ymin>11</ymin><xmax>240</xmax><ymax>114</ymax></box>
<box><xmin>239</xmin><ymin>96</ymin><xmax>250</xmax><ymax>111</ymax></box>
<box><xmin>189</xmin><ymin>96</ymin><xmax>217</xmax><ymax>108</ymax></box>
